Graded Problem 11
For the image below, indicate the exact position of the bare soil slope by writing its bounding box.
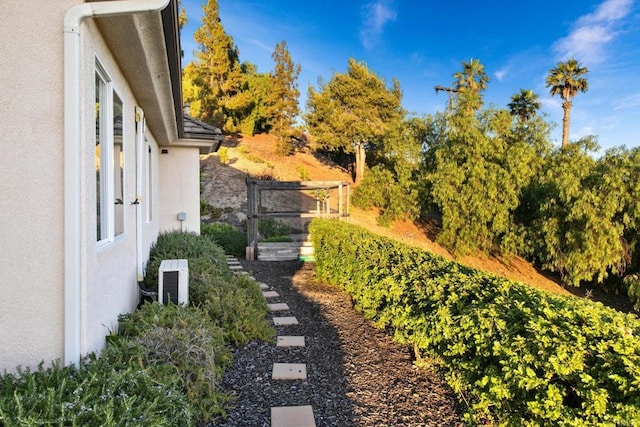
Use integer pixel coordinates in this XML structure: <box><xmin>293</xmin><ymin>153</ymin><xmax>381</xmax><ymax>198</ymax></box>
<box><xmin>201</xmin><ymin>133</ymin><xmax>569</xmax><ymax>296</ymax></box>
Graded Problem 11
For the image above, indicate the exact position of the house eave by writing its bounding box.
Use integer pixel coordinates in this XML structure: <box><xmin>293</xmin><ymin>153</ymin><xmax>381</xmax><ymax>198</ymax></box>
<box><xmin>170</xmin><ymin>138</ymin><xmax>222</xmax><ymax>155</ymax></box>
<box><xmin>93</xmin><ymin>1</ymin><xmax>181</xmax><ymax>145</ymax></box>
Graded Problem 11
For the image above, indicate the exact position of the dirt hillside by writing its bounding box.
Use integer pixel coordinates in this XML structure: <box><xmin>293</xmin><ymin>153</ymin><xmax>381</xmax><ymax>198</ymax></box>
<box><xmin>201</xmin><ymin>133</ymin><xmax>569</xmax><ymax>296</ymax></box>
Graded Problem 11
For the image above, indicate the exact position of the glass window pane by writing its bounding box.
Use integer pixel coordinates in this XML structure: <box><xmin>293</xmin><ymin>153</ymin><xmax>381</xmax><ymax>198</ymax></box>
<box><xmin>95</xmin><ymin>73</ymin><xmax>105</xmax><ymax>241</ymax></box>
<box><xmin>113</xmin><ymin>92</ymin><xmax>124</xmax><ymax>236</ymax></box>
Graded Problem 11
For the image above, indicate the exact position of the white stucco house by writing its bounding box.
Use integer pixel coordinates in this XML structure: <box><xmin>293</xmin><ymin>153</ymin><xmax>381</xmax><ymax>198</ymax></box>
<box><xmin>0</xmin><ymin>0</ymin><xmax>221</xmax><ymax>372</ymax></box>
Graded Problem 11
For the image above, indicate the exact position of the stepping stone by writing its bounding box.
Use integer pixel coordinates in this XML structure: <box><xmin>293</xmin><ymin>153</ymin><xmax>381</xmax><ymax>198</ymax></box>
<box><xmin>259</xmin><ymin>282</ymin><xmax>269</xmax><ymax>290</ymax></box>
<box><xmin>272</xmin><ymin>363</ymin><xmax>306</xmax><ymax>380</ymax></box>
<box><xmin>273</xmin><ymin>317</ymin><xmax>298</xmax><ymax>326</ymax></box>
<box><xmin>262</xmin><ymin>290</ymin><xmax>280</xmax><ymax>298</ymax></box>
<box><xmin>277</xmin><ymin>336</ymin><xmax>305</xmax><ymax>347</ymax></box>
<box><xmin>267</xmin><ymin>303</ymin><xmax>289</xmax><ymax>312</ymax></box>
<box><xmin>271</xmin><ymin>406</ymin><xmax>316</xmax><ymax>427</ymax></box>
<box><xmin>228</xmin><ymin>265</ymin><xmax>243</xmax><ymax>270</ymax></box>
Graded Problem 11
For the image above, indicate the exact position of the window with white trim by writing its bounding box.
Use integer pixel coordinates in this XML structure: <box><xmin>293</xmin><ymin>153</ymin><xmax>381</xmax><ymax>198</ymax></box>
<box><xmin>95</xmin><ymin>60</ymin><xmax>126</xmax><ymax>244</ymax></box>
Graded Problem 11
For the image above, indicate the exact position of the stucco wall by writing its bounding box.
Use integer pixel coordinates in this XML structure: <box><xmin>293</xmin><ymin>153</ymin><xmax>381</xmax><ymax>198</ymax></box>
<box><xmin>81</xmin><ymin>22</ymin><xmax>142</xmax><ymax>355</ymax></box>
<box><xmin>0</xmin><ymin>0</ymin><xmax>80</xmax><ymax>372</ymax></box>
<box><xmin>0</xmin><ymin>3</ymin><xmax>171</xmax><ymax>372</ymax></box>
<box><xmin>159</xmin><ymin>147</ymin><xmax>202</xmax><ymax>234</ymax></box>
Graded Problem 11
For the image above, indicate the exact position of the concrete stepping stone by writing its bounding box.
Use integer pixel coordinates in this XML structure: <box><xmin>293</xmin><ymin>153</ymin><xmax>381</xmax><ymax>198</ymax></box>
<box><xmin>271</xmin><ymin>405</ymin><xmax>316</xmax><ymax>427</ymax></box>
<box><xmin>273</xmin><ymin>317</ymin><xmax>298</xmax><ymax>326</ymax></box>
<box><xmin>262</xmin><ymin>290</ymin><xmax>279</xmax><ymax>298</ymax></box>
<box><xmin>267</xmin><ymin>303</ymin><xmax>289</xmax><ymax>312</ymax></box>
<box><xmin>277</xmin><ymin>336</ymin><xmax>305</xmax><ymax>347</ymax></box>
<box><xmin>272</xmin><ymin>363</ymin><xmax>306</xmax><ymax>380</ymax></box>
<box><xmin>259</xmin><ymin>282</ymin><xmax>269</xmax><ymax>290</ymax></box>
<box><xmin>228</xmin><ymin>265</ymin><xmax>243</xmax><ymax>270</ymax></box>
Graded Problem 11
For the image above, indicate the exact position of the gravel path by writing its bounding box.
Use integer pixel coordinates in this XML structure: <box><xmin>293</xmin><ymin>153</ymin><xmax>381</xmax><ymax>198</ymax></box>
<box><xmin>214</xmin><ymin>260</ymin><xmax>464</xmax><ymax>426</ymax></box>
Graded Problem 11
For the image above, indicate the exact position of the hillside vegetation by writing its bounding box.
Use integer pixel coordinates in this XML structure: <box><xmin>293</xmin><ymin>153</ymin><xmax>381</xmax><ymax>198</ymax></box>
<box><xmin>203</xmin><ymin>134</ymin><xmax>571</xmax><ymax>297</ymax></box>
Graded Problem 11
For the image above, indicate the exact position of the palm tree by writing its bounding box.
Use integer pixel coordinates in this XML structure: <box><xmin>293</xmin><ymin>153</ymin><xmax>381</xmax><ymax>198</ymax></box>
<box><xmin>453</xmin><ymin>58</ymin><xmax>489</xmax><ymax>92</ymax></box>
<box><xmin>545</xmin><ymin>58</ymin><xmax>589</xmax><ymax>148</ymax></box>
<box><xmin>508</xmin><ymin>89</ymin><xmax>541</xmax><ymax>123</ymax></box>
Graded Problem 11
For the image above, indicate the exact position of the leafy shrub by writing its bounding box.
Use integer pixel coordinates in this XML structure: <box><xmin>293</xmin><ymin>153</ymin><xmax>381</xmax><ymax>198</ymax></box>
<box><xmin>201</xmin><ymin>222</ymin><xmax>246</xmax><ymax>257</ymax></box>
<box><xmin>624</xmin><ymin>274</ymin><xmax>640</xmax><ymax>311</ymax></box>
<box><xmin>296</xmin><ymin>165</ymin><xmax>310</xmax><ymax>181</ymax></box>
<box><xmin>145</xmin><ymin>231</ymin><xmax>273</xmax><ymax>342</ymax></box>
<box><xmin>0</xmin><ymin>347</ymin><xmax>192</xmax><ymax>426</ymax></box>
<box><xmin>145</xmin><ymin>230</ymin><xmax>228</xmax><ymax>288</ymax></box>
<box><xmin>197</xmin><ymin>272</ymin><xmax>274</xmax><ymax>345</ymax></box>
<box><xmin>1</xmin><ymin>230</ymin><xmax>273</xmax><ymax>425</ymax></box>
<box><xmin>217</xmin><ymin>146</ymin><xmax>229</xmax><ymax>164</ymax></box>
<box><xmin>259</xmin><ymin>217</ymin><xmax>291</xmax><ymax>239</ymax></box>
<box><xmin>310</xmin><ymin>218</ymin><xmax>640</xmax><ymax>425</ymax></box>
<box><xmin>352</xmin><ymin>165</ymin><xmax>419</xmax><ymax>226</ymax></box>
<box><xmin>118</xmin><ymin>303</ymin><xmax>231</xmax><ymax>422</ymax></box>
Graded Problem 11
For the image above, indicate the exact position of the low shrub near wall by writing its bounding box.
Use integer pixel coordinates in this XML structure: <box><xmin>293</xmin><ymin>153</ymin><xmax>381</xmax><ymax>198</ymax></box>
<box><xmin>201</xmin><ymin>222</ymin><xmax>246</xmax><ymax>257</ymax></box>
<box><xmin>1</xmin><ymin>231</ymin><xmax>273</xmax><ymax>425</ymax></box>
<box><xmin>0</xmin><ymin>345</ymin><xmax>192</xmax><ymax>426</ymax></box>
<box><xmin>309</xmin><ymin>219</ymin><xmax>640</xmax><ymax>425</ymax></box>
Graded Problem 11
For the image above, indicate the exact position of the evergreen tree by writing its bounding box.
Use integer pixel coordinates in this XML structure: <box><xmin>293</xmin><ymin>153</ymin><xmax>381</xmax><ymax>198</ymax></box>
<box><xmin>304</xmin><ymin>58</ymin><xmax>403</xmax><ymax>184</ymax></box>
<box><xmin>266</xmin><ymin>41</ymin><xmax>301</xmax><ymax>155</ymax></box>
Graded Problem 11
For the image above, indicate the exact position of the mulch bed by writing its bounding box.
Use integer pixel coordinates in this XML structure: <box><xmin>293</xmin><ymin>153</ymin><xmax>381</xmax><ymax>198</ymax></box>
<box><xmin>214</xmin><ymin>260</ymin><xmax>464</xmax><ymax>426</ymax></box>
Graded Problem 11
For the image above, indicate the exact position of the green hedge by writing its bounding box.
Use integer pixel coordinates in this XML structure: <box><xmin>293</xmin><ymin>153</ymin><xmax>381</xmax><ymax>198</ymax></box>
<box><xmin>201</xmin><ymin>222</ymin><xmax>246</xmax><ymax>257</ymax></box>
<box><xmin>309</xmin><ymin>219</ymin><xmax>640</xmax><ymax>425</ymax></box>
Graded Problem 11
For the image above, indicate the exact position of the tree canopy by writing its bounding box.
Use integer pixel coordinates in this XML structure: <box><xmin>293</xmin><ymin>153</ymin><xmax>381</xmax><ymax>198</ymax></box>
<box><xmin>304</xmin><ymin>58</ymin><xmax>403</xmax><ymax>184</ymax></box>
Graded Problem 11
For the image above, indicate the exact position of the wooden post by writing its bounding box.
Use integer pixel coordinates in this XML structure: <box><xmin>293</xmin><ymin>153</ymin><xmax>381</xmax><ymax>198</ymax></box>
<box><xmin>246</xmin><ymin>179</ymin><xmax>258</xmax><ymax>260</ymax></box>
<box><xmin>338</xmin><ymin>183</ymin><xmax>343</xmax><ymax>216</ymax></box>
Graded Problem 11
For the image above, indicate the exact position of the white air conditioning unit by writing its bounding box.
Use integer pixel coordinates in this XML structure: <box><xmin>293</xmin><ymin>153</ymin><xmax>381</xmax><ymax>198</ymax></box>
<box><xmin>158</xmin><ymin>259</ymin><xmax>189</xmax><ymax>305</ymax></box>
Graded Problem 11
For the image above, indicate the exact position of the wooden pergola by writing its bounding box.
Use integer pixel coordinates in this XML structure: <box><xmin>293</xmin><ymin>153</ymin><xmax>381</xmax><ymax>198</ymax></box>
<box><xmin>245</xmin><ymin>179</ymin><xmax>350</xmax><ymax>260</ymax></box>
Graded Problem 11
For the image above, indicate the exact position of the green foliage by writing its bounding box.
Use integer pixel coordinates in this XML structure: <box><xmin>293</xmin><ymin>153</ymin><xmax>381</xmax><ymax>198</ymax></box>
<box><xmin>145</xmin><ymin>230</ymin><xmax>228</xmax><ymax>288</ymax></box>
<box><xmin>1</xmin><ymin>230</ymin><xmax>273</xmax><ymax>425</ymax></box>
<box><xmin>625</xmin><ymin>275</ymin><xmax>640</xmax><ymax>311</ymax></box>
<box><xmin>118</xmin><ymin>303</ymin><xmax>231</xmax><ymax>422</ymax></box>
<box><xmin>259</xmin><ymin>217</ymin><xmax>291</xmax><ymax>239</ymax></box>
<box><xmin>145</xmin><ymin>230</ymin><xmax>273</xmax><ymax>345</ymax></box>
<box><xmin>296</xmin><ymin>165</ymin><xmax>310</xmax><ymax>181</ymax></box>
<box><xmin>353</xmin><ymin>117</ymin><xmax>423</xmax><ymax>225</ymax></box>
<box><xmin>305</xmin><ymin>58</ymin><xmax>404</xmax><ymax>183</ymax></box>
<box><xmin>310</xmin><ymin>218</ymin><xmax>640</xmax><ymax>425</ymax></box>
<box><xmin>427</xmin><ymin>101</ymin><xmax>548</xmax><ymax>255</ymax></box>
<box><xmin>525</xmin><ymin>139</ymin><xmax>634</xmax><ymax>286</ymax></box>
<box><xmin>201</xmin><ymin>222</ymin><xmax>246</xmax><ymax>257</ymax></box>
<box><xmin>183</xmin><ymin>1</ymin><xmax>272</xmax><ymax>133</ymax></box>
<box><xmin>199</xmin><ymin>273</ymin><xmax>275</xmax><ymax>345</ymax></box>
<box><xmin>217</xmin><ymin>146</ymin><xmax>229</xmax><ymax>164</ymax></box>
<box><xmin>0</xmin><ymin>347</ymin><xmax>192</xmax><ymax>426</ymax></box>
<box><xmin>266</xmin><ymin>40</ymin><xmax>301</xmax><ymax>155</ymax></box>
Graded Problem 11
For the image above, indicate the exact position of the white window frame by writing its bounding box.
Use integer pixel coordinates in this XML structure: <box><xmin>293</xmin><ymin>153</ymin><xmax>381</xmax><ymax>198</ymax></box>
<box><xmin>95</xmin><ymin>59</ymin><xmax>126</xmax><ymax>247</ymax></box>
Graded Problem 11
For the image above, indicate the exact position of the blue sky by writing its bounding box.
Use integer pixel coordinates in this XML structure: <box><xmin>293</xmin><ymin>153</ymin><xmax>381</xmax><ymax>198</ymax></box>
<box><xmin>181</xmin><ymin>0</ymin><xmax>640</xmax><ymax>152</ymax></box>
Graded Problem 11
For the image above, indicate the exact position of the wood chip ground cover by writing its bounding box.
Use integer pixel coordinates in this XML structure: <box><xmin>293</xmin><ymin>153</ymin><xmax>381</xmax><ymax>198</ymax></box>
<box><xmin>214</xmin><ymin>260</ymin><xmax>463</xmax><ymax>426</ymax></box>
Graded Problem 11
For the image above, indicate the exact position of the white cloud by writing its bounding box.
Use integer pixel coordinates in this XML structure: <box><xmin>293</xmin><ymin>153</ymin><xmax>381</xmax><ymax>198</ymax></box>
<box><xmin>614</xmin><ymin>93</ymin><xmax>640</xmax><ymax>110</ymax></box>
<box><xmin>494</xmin><ymin>67</ymin><xmax>509</xmax><ymax>82</ymax></box>
<box><xmin>540</xmin><ymin>95</ymin><xmax>563</xmax><ymax>111</ymax></box>
<box><xmin>360</xmin><ymin>0</ymin><xmax>397</xmax><ymax>50</ymax></box>
<box><xmin>553</xmin><ymin>0</ymin><xmax>633</xmax><ymax>63</ymax></box>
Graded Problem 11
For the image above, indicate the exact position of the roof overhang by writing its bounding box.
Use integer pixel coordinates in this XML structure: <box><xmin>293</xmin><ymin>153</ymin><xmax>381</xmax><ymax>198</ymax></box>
<box><xmin>92</xmin><ymin>0</ymin><xmax>214</xmax><ymax>152</ymax></box>
<box><xmin>171</xmin><ymin>138</ymin><xmax>221</xmax><ymax>155</ymax></box>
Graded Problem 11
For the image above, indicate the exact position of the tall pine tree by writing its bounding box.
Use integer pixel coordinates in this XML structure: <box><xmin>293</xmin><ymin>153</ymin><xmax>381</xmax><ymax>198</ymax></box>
<box><xmin>267</xmin><ymin>41</ymin><xmax>301</xmax><ymax>155</ymax></box>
